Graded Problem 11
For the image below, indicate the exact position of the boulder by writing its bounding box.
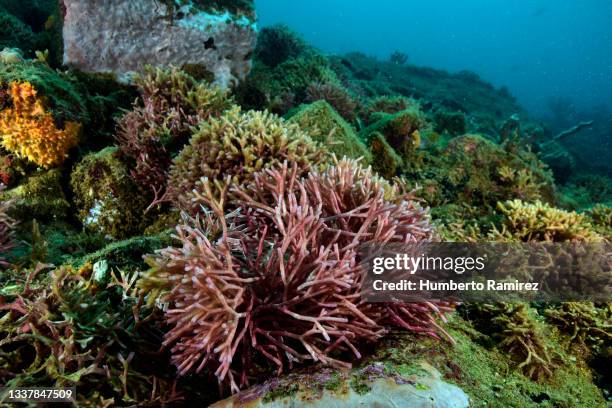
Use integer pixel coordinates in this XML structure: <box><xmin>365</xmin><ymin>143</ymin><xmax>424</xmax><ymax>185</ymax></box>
<box><xmin>61</xmin><ymin>0</ymin><xmax>257</xmax><ymax>87</ymax></box>
<box><xmin>211</xmin><ymin>363</ymin><xmax>469</xmax><ymax>408</ymax></box>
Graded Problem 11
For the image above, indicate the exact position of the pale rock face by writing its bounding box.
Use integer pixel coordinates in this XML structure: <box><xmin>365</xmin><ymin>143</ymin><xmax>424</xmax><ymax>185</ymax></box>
<box><xmin>211</xmin><ymin>363</ymin><xmax>470</xmax><ymax>408</ymax></box>
<box><xmin>61</xmin><ymin>0</ymin><xmax>257</xmax><ymax>88</ymax></box>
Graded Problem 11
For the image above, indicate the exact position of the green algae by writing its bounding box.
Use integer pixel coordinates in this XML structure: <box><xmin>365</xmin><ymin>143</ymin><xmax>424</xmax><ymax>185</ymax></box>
<box><xmin>262</xmin><ymin>382</ymin><xmax>300</xmax><ymax>403</ymax></box>
<box><xmin>71</xmin><ymin>147</ymin><xmax>152</xmax><ymax>240</ymax></box>
<box><xmin>288</xmin><ymin>100</ymin><xmax>371</xmax><ymax>163</ymax></box>
<box><xmin>71</xmin><ymin>232</ymin><xmax>172</xmax><ymax>271</ymax></box>
<box><xmin>1</xmin><ymin>168</ymin><xmax>70</xmax><ymax>222</ymax></box>
<box><xmin>369</xmin><ymin>131</ymin><xmax>403</xmax><ymax>179</ymax></box>
<box><xmin>376</xmin><ymin>314</ymin><xmax>608</xmax><ymax>407</ymax></box>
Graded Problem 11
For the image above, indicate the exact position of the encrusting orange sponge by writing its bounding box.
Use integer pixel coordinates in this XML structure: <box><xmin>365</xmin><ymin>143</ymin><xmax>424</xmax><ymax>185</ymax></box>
<box><xmin>0</xmin><ymin>81</ymin><xmax>80</xmax><ymax>167</ymax></box>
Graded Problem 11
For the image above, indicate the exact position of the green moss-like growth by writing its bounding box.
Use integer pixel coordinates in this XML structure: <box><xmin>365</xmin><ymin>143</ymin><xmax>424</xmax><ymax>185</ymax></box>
<box><xmin>443</xmin><ymin>135</ymin><xmax>554</xmax><ymax>204</ymax></box>
<box><xmin>465</xmin><ymin>303</ymin><xmax>556</xmax><ymax>380</ymax></box>
<box><xmin>288</xmin><ymin>100</ymin><xmax>370</xmax><ymax>163</ymax></box>
<box><xmin>360</xmin><ymin>107</ymin><xmax>427</xmax><ymax>165</ymax></box>
<box><xmin>72</xmin><ymin>231</ymin><xmax>173</xmax><ymax>271</ymax></box>
<box><xmin>70</xmin><ymin>147</ymin><xmax>151</xmax><ymax>239</ymax></box>
<box><xmin>545</xmin><ymin>302</ymin><xmax>611</xmax><ymax>354</ymax></box>
<box><xmin>361</xmin><ymin>95</ymin><xmax>418</xmax><ymax>126</ymax></box>
<box><xmin>559</xmin><ymin>174</ymin><xmax>612</xmax><ymax>211</ymax></box>
<box><xmin>378</xmin><ymin>314</ymin><xmax>607</xmax><ymax>407</ymax></box>
<box><xmin>0</xmin><ymin>12</ymin><xmax>38</xmax><ymax>53</ymax></box>
<box><xmin>369</xmin><ymin>132</ymin><xmax>403</xmax><ymax>179</ymax></box>
<box><xmin>1</xmin><ymin>168</ymin><xmax>70</xmax><ymax>223</ymax></box>
<box><xmin>545</xmin><ymin>302</ymin><xmax>611</xmax><ymax>395</ymax></box>
<box><xmin>242</xmin><ymin>38</ymin><xmax>340</xmax><ymax>115</ymax></box>
<box><xmin>411</xmin><ymin>134</ymin><xmax>556</xmax><ymax>233</ymax></box>
<box><xmin>0</xmin><ymin>0</ymin><xmax>62</xmax><ymax>63</ymax></box>
<box><xmin>272</xmin><ymin>54</ymin><xmax>339</xmax><ymax>103</ymax></box>
<box><xmin>433</xmin><ymin>110</ymin><xmax>467</xmax><ymax>135</ymax></box>
<box><xmin>254</xmin><ymin>24</ymin><xmax>310</xmax><ymax>68</ymax></box>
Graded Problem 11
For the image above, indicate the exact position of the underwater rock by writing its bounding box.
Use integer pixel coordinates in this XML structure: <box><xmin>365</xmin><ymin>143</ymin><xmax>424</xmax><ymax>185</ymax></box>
<box><xmin>70</xmin><ymin>147</ymin><xmax>151</xmax><ymax>239</ymax></box>
<box><xmin>61</xmin><ymin>0</ymin><xmax>257</xmax><ymax>88</ymax></box>
<box><xmin>434</xmin><ymin>110</ymin><xmax>467</xmax><ymax>136</ymax></box>
<box><xmin>330</xmin><ymin>52</ymin><xmax>528</xmax><ymax>135</ymax></box>
<box><xmin>211</xmin><ymin>363</ymin><xmax>469</xmax><ymax>408</ymax></box>
<box><xmin>288</xmin><ymin>100</ymin><xmax>371</xmax><ymax>163</ymax></box>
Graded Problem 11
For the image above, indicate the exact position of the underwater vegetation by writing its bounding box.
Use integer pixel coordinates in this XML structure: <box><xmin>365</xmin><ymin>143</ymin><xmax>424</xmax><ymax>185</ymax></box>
<box><xmin>0</xmin><ymin>5</ymin><xmax>610</xmax><ymax>407</ymax></box>
<box><xmin>144</xmin><ymin>158</ymin><xmax>453</xmax><ymax>392</ymax></box>
<box><xmin>0</xmin><ymin>184</ymin><xmax>15</xmax><ymax>266</ymax></box>
<box><xmin>0</xmin><ymin>81</ymin><xmax>80</xmax><ymax>167</ymax></box>
<box><xmin>166</xmin><ymin>107</ymin><xmax>327</xmax><ymax>212</ymax></box>
<box><xmin>116</xmin><ymin>66</ymin><xmax>232</xmax><ymax>199</ymax></box>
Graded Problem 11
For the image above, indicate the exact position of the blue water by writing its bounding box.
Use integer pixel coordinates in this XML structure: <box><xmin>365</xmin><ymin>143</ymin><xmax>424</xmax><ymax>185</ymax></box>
<box><xmin>256</xmin><ymin>0</ymin><xmax>612</xmax><ymax>123</ymax></box>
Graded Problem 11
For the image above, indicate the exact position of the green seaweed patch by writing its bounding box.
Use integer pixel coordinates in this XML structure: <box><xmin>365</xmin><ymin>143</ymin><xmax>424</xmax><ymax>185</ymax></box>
<box><xmin>349</xmin><ymin>377</ymin><xmax>371</xmax><ymax>395</ymax></box>
<box><xmin>369</xmin><ymin>131</ymin><xmax>403</xmax><ymax>179</ymax></box>
<box><xmin>375</xmin><ymin>313</ymin><xmax>607</xmax><ymax>407</ymax></box>
<box><xmin>408</xmin><ymin>134</ymin><xmax>556</xmax><ymax>231</ymax></box>
<box><xmin>545</xmin><ymin>302</ymin><xmax>611</xmax><ymax>356</ymax></box>
<box><xmin>0</xmin><ymin>12</ymin><xmax>38</xmax><ymax>54</ymax></box>
<box><xmin>70</xmin><ymin>147</ymin><xmax>152</xmax><ymax>240</ymax></box>
<box><xmin>288</xmin><ymin>100</ymin><xmax>371</xmax><ymax>163</ymax></box>
<box><xmin>1</xmin><ymin>168</ymin><xmax>70</xmax><ymax>224</ymax></box>
<box><xmin>68</xmin><ymin>231</ymin><xmax>172</xmax><ymax>271</ymax></box>
<box><xmin>360</xmin><ymin>107</ymin><xmax>428</xmax><ymax>158</ymax></box>
<box><xmin>262</xmin><ymin>382</ymin><xmax>299</xmax><ymax>403</ymax></box>
<box><xmin>323</xmin><ymin>371</ymin><xmax>344</xmax><ymax>391</ymax></box>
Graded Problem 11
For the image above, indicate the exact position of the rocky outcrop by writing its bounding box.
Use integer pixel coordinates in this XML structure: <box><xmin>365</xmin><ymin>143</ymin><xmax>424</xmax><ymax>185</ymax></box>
<box><xmin>211</xmin><ymin>363</ymin><xmax>470</xmax><ymax>408</ymax></box>
<box><xmin>61</xmin><ymin>0</ymin><xmax>257</xmax><ymax>87</ymax></box>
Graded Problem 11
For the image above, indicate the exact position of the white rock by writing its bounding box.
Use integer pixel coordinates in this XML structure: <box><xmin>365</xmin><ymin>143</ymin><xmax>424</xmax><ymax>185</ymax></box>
<box><xmin>211</xmin><ymin>364</ymin><xmax>470</xmax><ymax>408</ymax></box>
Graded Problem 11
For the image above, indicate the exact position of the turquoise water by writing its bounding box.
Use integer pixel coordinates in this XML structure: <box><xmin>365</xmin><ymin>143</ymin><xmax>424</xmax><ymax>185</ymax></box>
<box><xmin>257</xmin><ymin>0</ymin><xmax>612</xmax><ymax>122</ymax></box>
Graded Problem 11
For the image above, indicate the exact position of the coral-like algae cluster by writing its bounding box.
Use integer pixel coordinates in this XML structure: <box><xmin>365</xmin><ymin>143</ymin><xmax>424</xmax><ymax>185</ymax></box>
<box><xmin>145</xmin><ymin>158</ymin><xmax>453</xmax><ymax>392</ymax></box>
<box><xmin>0</xmin><ymin>81</ymin><xmax>80</xmax><ymax>167</ymax></box>
<box><xmin>491</xmin><ymin>199</ymin><xmax>604</xmax><ymax>242</ymax></box>
<box><xmin>116</xmin><ymin>66</ymin><xmax>232</xmax><ymax>196</ymax></box>
<box><xmin>166</xmin><ymin>107</ymin><xmax>328</xmax><ymax>211</ymax></box>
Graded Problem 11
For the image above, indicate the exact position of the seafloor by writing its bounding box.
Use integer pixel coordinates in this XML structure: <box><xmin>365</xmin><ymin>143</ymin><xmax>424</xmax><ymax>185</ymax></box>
<box><xmin>0</xmin><ymin>1</ymin><xmax>610</xmax><ymax>407</ymax></box>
